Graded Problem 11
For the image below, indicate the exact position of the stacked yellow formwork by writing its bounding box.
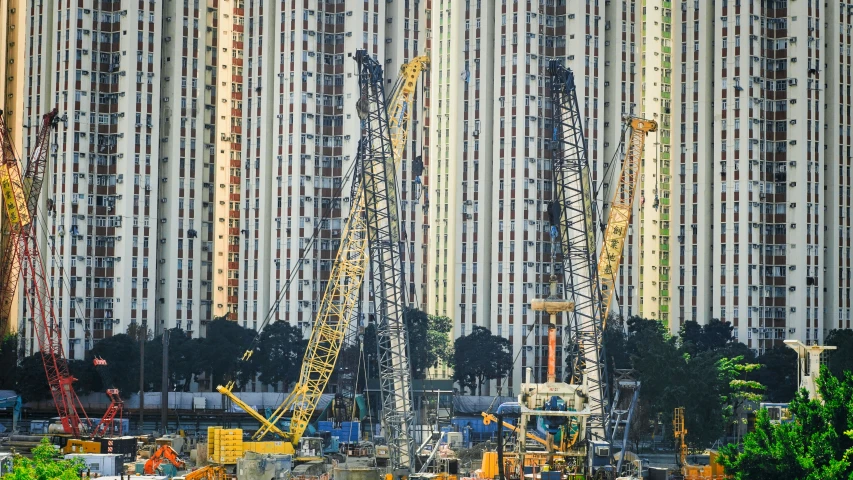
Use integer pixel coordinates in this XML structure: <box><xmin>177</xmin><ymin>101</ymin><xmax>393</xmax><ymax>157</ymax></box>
<box><xmin>207</xmin><ymin>427</ymin><xmax>295</xmax><ymax>464</ymax></box>
<box><xmin>207</xmin><ymin>427</ymin><xmax>243</xmax><ymax>464</ymax></box>
<box><xmin>243</xmin><ymin>441</ymin><xmax>293</xmax><ymax>455</ymax></box>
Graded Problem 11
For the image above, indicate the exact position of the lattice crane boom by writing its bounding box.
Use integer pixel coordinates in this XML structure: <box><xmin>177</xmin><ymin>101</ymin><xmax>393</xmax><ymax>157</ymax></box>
<box><xmin>0</xmin><ymin>109</ymin><xmax>89</xmax><ymax>437</ymax></box>
<box><xmin>218</xmin><ymin>56</ymin><xmax>427</xmax><ymax>456</ymax></box>
<box><xmin>548</xmin><ymin>61</ymin><xmax>608</xmax><ymax>443</ymax></box>
<box><xmin>0</xmin><ymin>109</ymin><xmax>59</xmax><ymax>332</ymax></box>
<box><xmin>597</xmin><ymin>117</ymin><xmax>657</xmax><ymax>323</ymax></box>
<box><xmin>355</xmin><ymin>49</ymin><xmax>415</xmax><ymax>471</ymax></box>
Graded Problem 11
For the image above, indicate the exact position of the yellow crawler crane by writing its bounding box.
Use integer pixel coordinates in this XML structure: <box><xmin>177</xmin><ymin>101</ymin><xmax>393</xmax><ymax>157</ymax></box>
<box><xmin>216</xmin><ymin>56</ymin><xmax>429</xmax><ymax>453</ymax></box>
<box><xmin>596</xmin><ymin>116</ymin><xmax>657</xmax><ymax>325</ymax></box>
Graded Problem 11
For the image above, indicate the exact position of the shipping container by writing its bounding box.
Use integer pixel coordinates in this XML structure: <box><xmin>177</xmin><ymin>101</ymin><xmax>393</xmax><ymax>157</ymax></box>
<box><xmin>97</xmin><ymin>436</ymin><xmax>137</xmax><ymax>462</ymax></box>
<box><xmin>64</xmin><ymin>453</ymin><xmax>124</xmax><ymax>477</ymax></box>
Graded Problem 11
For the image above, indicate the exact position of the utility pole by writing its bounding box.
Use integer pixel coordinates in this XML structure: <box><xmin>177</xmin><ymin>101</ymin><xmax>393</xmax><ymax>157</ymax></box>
<box><xmin>160</xmin><ymin>329</ymin><xmax>169</xmax><ymax>433</ymax></box>
<box><xmin>139</xmin><ymin>326</ymin><xmax>145</xmax><ymax>433</ymax></box>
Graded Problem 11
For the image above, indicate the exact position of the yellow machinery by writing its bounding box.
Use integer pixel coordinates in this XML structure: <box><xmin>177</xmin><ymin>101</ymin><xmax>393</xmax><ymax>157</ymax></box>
<box><xmin>596</xmin><ymin>116</ymin><xmax>657</xmax><ymax>324</ymax></box>
<box><xmin>180</xmin><ymin>465</ymin><xmax>227</xmax><ymax>480</ymax></box>
<box><xmin>673</xmin><ymin>407</ymin><xmax>729</xmax><ymax>480</ymax></box>
<box><xmin>481</xmin><ymin>413</ymin><xmax>552</xmax><ymax>450</ymax></box>
<box><xmin>674</xmin><ymin>407</ymin><xmax>687</xmax><ymax>470</ymax></box>
<box><xmin>215</xmin><ymin>56</ymin><xmax>429</xmax><ymax>456</ymax></box>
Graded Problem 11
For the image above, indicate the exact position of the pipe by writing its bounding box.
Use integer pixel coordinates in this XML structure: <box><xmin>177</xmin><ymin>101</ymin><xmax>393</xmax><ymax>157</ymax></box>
<box><xmin>547</xmin><ymin>323</ymin><xmax>557</xmax><ymax>383</ymax></box>
<box><xmin>497</xmin><ymin>414</ymin><xmax>505</xmax><ymax>480</ymax></box>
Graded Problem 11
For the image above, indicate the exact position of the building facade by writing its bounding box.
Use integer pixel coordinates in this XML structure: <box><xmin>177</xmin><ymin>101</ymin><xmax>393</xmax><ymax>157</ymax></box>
<box><xmin>673</xmin><ymin>0</ymin><xmax>851</xmax><ymax>352</ymax></box>
<box><xmin>18</xmin><ymin>0</ymin><xmax>428</xmax><ymax>365</ymax></box>
<box><xmin>14</xmin><ymin>0</ymin><xmax>853</xmax><ymax>386</ymax></box>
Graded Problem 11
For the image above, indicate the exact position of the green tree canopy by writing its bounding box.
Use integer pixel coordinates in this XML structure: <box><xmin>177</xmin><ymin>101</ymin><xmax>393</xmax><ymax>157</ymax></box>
<box><xmin>86</xmin><ymin>333</ymin><xmax>140</xmax><ymax>394</ymax></box>
<box><xmin>452</xmin><ymin>326</ymin><xmax>512</xmax><ymax>395</ymax></box>
<box><xmin>718</xmin><ymin>368</ymin><xmax>853</xmax><ymax>479</ymax></box>
<box><xmin>751</xmin><ymin>346</ymin><xmax>798</xmax><ymax>403</ymax></box>
<box><xmin>142</xmin><ymin>328</ymin><xmax>202</xmax><ymax>392</ymax></box>
<box><xmin>0</xmin><ymin>332</ymin><xmax>20</xmax><ymax>390</ymax></box>
<box><xmin>4</xmin><ymin>437</ymin><xmax>84</xmax><ymax>480</ymax></box>
<box><xmin>406</xmin><ymin>309</ymin><xmax>454</xmax><ymax>379</ymax></box>
<box><xmin>620</xmin><ymin>316</ymin><xmax>762</xmax><ymax>447</ymax></box>
<box><xmin>247</xmin><ymin>320</ymin><xmax>306</xmax><ymax>387</ymax></box>
<box><xmin>194</xmin><ymin>319</ymin><xmax>256</xmax><ymax>389</ymax></box>
<box><xmin>360</xmin><ymin>309</ymin><xmax>454</xmax><ymax>380</ymax></box>
<box><xmin>826</xmin><ymin>329</ymin><xmax>853</xmax><ymax>380</ymax></box>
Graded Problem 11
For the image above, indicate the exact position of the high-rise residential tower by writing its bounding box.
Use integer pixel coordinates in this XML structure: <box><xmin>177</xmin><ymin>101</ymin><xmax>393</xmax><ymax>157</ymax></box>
<box><xmin>673</xmin><ymin>0</ymin><xmax>851</xmax><ymax>351</ymax></box>
<box><xmin>19</xmin><ymin>0</ymin><xmax>429</xmax><ymax>363</ymax></box>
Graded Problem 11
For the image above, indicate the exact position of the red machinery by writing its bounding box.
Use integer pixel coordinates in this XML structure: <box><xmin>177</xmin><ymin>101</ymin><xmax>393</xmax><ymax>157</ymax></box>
<box><xmin>91</xmin><ymin>357</ymin><xmax>124</xmax><ymax>438</ymax></box>
<box><xmin>0</xmin><ymin>109</ymin><xmax>91</xmax><ymax>437</ymax></box>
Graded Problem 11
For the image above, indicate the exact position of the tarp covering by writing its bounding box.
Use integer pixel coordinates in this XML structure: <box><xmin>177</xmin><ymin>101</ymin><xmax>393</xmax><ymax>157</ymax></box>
<box><xmin>452</xmin><ymin>396</ymin><xmax>516</xmax><ymax>415</ymax></box>
<box><xmin>24</xmin><ymin>392</ymin><xmax>335</xmax><ymax>413</ymax></box>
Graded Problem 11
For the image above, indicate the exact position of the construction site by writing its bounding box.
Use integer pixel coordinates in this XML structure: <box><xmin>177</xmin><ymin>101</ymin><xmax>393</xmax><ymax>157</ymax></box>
<box><xmin>0</xmin><ymin>41</ymin><xmax>846</xmax><ymax>480</ymax></box>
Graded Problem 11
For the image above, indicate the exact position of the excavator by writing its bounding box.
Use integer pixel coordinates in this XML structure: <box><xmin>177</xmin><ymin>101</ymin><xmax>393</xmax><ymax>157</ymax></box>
<box><xmin>175</xmin><ymin>465</ymin><xmax>227</xmax><ymax>480</ymax></box>
<box><xmin>212</xmin><ymin>53</ymin><xmax>428</xmax><ymax>466</ymax></box>
<box><xmin>144</xmin><ymin>444</ymin><xmax>186</xmax><ymax>475</ymax></box>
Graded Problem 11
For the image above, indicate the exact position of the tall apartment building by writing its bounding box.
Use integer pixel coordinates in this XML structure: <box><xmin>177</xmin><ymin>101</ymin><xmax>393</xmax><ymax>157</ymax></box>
<box><xmin>673</xmin><ymin>0</ymin><xmax>853</xmax><ymax>352</ymax></box>
<box><xmin>425</xmin><ymin>0</ymin><xmax>651</xmax><ymax>392</ymax></box>
<box><xmin>18</xmin><ymin>0</ymin><xmax>428</xmax><ymax>363</ymax></box>
<box><xmin>20</xmin><ymin>0</ymin><xmax>227</xmax><ymax>357</ymax></box>
<box><xmin>0</xmin><ymin>0</ymin><xmax>26</xmax><ymax>336</ymax></box>
<box><xmin>233</xmin><ymin>0</ymin><xmax>428</xmax><ymax>348</ymax></box>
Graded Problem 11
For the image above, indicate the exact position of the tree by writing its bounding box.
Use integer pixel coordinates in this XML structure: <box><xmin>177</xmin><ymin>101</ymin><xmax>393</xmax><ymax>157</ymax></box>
<box><xmin>360</xmin><ymin>310</ymin><xmax>454</xmax><ymax>380</ymax></box>
<box><xmin>194</xmin><ymin>319</ymin><xmax>256</xmax><ymax>389</ymax></box>
<box><xmin>361</xmin><ymin>323</ymin><xmax>380</xmax><ymax>379</ymax></box>
<box><xmin>247</xmin><ymin>321</ymin><xmax>306</xmax><ymax>388</ymax></box>
<box><xmin>4</xmin><ymin>437</ymin><xmax>85</xmax><ymax>480</ymax></box>
<box><xmin>752</xmin><ymin>346</ymin><xmax>798</xmax><ymax>402</ymax></box>
<box><xmin>625</xmin><ymin>316</ymin><xmax>763</xmax><ymax>447</ymax></box>
<box><xmin>143</xmin><ymin>328</ymin><xmax>203</xmax><ymax>391</ymax></box>
<box><xmin>452</xmin><ymin>326</ymin><xmax>512</xmax><ymax>395</ymax></box>
<box><xmin>600</xmin><ymin>314</ymin><xmax>631</xmax><ymax>388</ymax></box>
<box><xmin>718</xmin><ymin>368</ymin><xmax>853</xmax><ymax>479</ymax></box>
<box><xmin>826</xmin><ymin>329</ymin><xmax>853</xmax><ymax>380</ymax></box>
<box><xmin>86</xmin><ymin>334</ymin><xmax>140</xmax><ymax>394</ymax></box>
<box><xmin>0</xmin><ymin>332</ymin><xmax>20</xmax><ymax>390</ymax></box>
<box><xmin>405</xmin><ymin>309</ymin><xmax>453</xmax><ymax>379</ymax></box>
<box><xmin>15</xmin><ymin>353</ymin><xmax>54</xmax><ymax>402</ymax></box>
<box><xmin>678</xmin><ymin>319</ymin><xmax>734</xmax><ymax>356</ymax></box>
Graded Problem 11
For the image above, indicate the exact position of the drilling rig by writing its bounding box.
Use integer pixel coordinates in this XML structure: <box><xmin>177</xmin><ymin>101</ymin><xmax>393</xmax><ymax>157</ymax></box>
<box><xmin>213</xmin><ymin>54</ymin><xmax>427</xmax><ymax>474</ymax></box>
<box><xmin>477</xmin><ymin>61</ymin><xmax>657</xmax><ymax>480</ymax></box>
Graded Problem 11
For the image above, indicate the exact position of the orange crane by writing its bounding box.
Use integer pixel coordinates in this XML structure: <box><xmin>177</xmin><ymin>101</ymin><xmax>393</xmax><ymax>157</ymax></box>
<box><xmin>0</xmin><ymin>109</ymin><xmax>92</xmax><ymax>437</ymax></box>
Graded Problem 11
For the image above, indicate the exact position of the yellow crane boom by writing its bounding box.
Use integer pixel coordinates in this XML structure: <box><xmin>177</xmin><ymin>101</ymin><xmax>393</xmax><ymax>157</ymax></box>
<box><xmin>218</xmin><ymin>56</ymin><xmax>429</xmax><ymax>446</ymax></box>
<box><xmin>596</xmin><ymin>117</ymin><xmax>657</xmax><ymax>324</ymax></box>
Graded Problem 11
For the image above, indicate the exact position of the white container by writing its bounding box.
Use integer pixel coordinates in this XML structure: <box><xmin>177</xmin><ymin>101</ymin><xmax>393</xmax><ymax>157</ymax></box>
<box><xmin>64</xmin><ymin>453</ymin><xmax>124</xmax><ymax>477</ymax></box>
<box><xmin>193</xmin><ymin>397</ymin><xmax>206</xmax><ymax>410</ymax></box>
<box><xmin>97</xmin><ymin>477</ymin><xmax>168</xmax><ymax>480</ymax></box>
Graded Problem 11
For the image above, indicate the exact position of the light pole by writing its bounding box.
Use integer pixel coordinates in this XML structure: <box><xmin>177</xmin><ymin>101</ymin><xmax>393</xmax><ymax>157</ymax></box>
<box><xmin>783</xmin><ymin>339</ymin><xmax>837</xmax><ymax>402</ymax></box>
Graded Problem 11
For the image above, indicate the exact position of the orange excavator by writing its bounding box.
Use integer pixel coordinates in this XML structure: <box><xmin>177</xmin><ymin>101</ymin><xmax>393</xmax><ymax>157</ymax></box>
<box><xmin>182</xmin><ymin>465</ymin><xmax>227</xmax><ymax>480</ymax></box>
<box><xmin>144</xmin><ymin>444</ymin><xmax>186</xmax><ymax>475</ymax></box>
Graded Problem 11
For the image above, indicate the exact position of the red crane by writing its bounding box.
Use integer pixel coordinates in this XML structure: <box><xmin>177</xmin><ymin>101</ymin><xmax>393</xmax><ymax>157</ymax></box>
<box><xmin>0</xmin><ymin>109</ymin><xmax>91</xmax><ymax>437</ymax></box>
<box><xmin>91</xmin><ymin>357</ymin><xmax>124</xmax><ymax>438</ymax></box>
